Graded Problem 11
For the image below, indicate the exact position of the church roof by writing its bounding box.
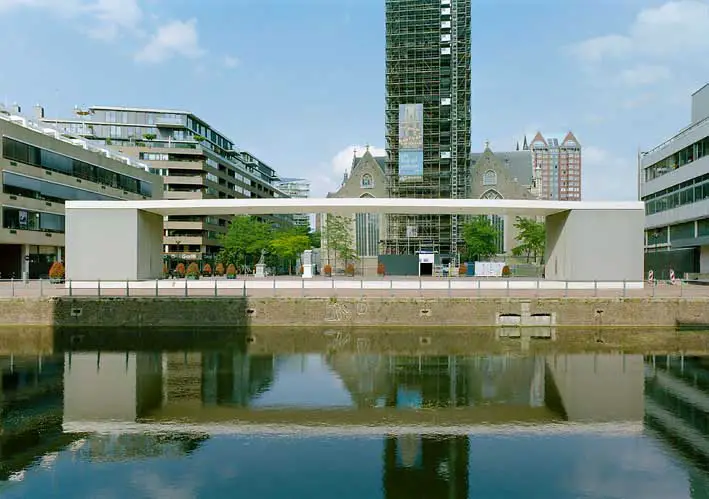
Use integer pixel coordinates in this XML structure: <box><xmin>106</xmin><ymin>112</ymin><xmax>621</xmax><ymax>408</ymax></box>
<box><xmin>470</xmin><ymin>149</ymin><xmax>533</xmax><ymax>186</ymax></box>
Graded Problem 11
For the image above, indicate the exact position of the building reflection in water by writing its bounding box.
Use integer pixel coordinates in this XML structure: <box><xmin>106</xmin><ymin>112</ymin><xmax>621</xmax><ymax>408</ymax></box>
<box><xmin>0</xmin><ymin>345</ymin><xmax>652</xmax><ymax>495</ymax></box>
<box><xmin>644</xmin><ymin>355</ymin><xmax>709</xmax><ymax>498</ymax></box>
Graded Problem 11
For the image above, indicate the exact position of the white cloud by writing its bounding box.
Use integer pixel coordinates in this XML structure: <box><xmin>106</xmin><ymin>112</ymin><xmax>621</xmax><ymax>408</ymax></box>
<box><xmin>617</xmin><ymin>65</ymin><xmax>671</xmax><ymax>87</ymax></box>
<box><xmin>223</xmin><ymin>55</ymin><xmax>240</xmax><ymax>68</ymax></box>
<box><xmin>570</xmin><ymin>0</ymin><xmax>709</xmax><ymax>65</ymax></box>
<box><xmin>85</xmin><ymin>0</ymin><xmax>143</xmax><ymax>40</ymax></box>
<box><xmin>135</xmin><ymin>19</ymin><xmax>205</xmax><ymax>64</ymax></box>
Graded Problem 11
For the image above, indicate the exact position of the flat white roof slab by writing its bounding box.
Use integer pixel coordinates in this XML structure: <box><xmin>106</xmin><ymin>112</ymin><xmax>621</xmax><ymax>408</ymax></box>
<box><xmin>66</xmin><ymin>198</ymin><xmax>644</xmax><ymax>216</ymax></box>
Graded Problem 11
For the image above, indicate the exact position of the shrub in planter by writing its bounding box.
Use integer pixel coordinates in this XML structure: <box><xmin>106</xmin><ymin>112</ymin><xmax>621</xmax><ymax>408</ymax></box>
<box><xmin>215</xmin><ymin>262</ymin><xmax>225</xmax><ymax>276</ymax></box>
<box><xmin>377</xmin><ymin>263</ymin><xmax>386</xmax><ymax>276</ymax></box>
<box><xmin>299</xmin><ymin>265</ymin><xmax>304</xmax><ymax>275</ymax></box>
<box><xmin>226</xmin><ymin>264</ymin><xmax>237</xmax><ymax>279</ymax></box>
<box><xmin>175</xmin><ymin>263</ymin><xmax>186</xmax><ymax>277</ymax></box>
<box><xmin>323</xmin><ymin>264</ymin><xmax>332</xmax><ymax>277</ymax></box>
<box><xmin>346</xmin><ymin>263</ymin><xmax>355</xmax><ymax>276</ymax></box>
<box><xmin>459</xmin><ymin>263</ymin><xmax>467</xmax><ymax>276</ymax></box>
<box><xmin>502</xmin><ymin>265</ymin><xmax>511</xmax><ymax>278</ymax></box>
<box><xmin>202</xmin><ymin>263</ymin><xmax>212</xmax><ymax>276</ymax></box>
<box><xmin>163</xmin><ymin>263</ymin><xmax>169</xmax><ymax>277</ymax></box>
<box><xmin>186</xmin><ymin>262</ymin><xmax>200</xmax><ymax>279</ymax></box>
<box><xmin>48</xmin><ymin>261</ymin><xmax>65</xmax><ymax>282</ymax></box>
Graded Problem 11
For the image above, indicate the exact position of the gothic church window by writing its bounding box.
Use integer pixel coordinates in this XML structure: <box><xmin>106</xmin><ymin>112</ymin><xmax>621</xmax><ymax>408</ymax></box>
<box><xmin>483</xmin><ymin>170</ymin><xmax>497</xmax><ymax>186</ymax></box>
<box><xmin>361</xmin><ymin>173</ymin><xmax>373</xmax><ymax>189</ymax></box>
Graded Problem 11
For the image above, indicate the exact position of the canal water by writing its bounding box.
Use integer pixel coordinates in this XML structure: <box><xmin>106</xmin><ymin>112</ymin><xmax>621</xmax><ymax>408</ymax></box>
<box><xmin>0</xmin><ymin>331</ymin><xmax>708</xmax><ymax>498</ymax></box>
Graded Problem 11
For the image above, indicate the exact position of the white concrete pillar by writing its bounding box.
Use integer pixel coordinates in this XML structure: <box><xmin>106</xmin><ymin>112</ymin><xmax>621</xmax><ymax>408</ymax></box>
<box><xmin>22</xmin><ymin>244</ymin><xmax>30</xmax><ymax>282</ymax></box>
<box><xmin>57</xmin><ymin>246</ymin><xmax>63</xmax><ymax>263</ymax></box>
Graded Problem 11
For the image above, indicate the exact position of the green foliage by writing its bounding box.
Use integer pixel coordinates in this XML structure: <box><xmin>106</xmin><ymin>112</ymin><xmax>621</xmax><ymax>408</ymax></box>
<box><xmin>219</xmin><ymin>216</ymin><xmax>272</xmax><ymax>266</ymax></box>
<box><xmin>143</xmin><ymin>133</ymin><xmax>157</xmax><ymax>141</ymax></box>
<box><xmin>308</xmin><ymin>230</ymin><xmax>321</xmax><ymax>248</ymax></box>
<box><xmin>462</xmin><ymin>216</ymin><xmax>499</xmax><ymax>261</ymax></box>
<box><xmin>193</xmin><ymin>134</ymin><xmax>206</xmax><ymax>142</ymax></box>
<box><xmin>271</xmin><ymin>233</ymin><xmax>310</xmax><ymax>274</ymax></box>
<box><xmin>512</xmin><ymin>217</ymin><xmax>545</xmax><ymax>263</ymax></box>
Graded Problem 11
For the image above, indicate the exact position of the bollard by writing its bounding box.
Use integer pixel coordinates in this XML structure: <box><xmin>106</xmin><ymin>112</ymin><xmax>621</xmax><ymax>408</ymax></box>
<box><xmin>622</xmin><ymin>280</ymin><xmax>626</xmax><ymax>298</ymax></box>
<box><xmin>242</xmin><ymin>280</ymin><xmax>246</xmax><ymax>298</ymax></box>
<box><xmin>447</xmin><ymin>279</ymin><xmax>451</xmax><ymax>297</ymax></box>
<box><xmin>390</xmin><ymin>279</ymin><xmax>393</xmax><ymax>297</ymax></box>
<box><xmin>506</xmin><ymin>279</ymin><xmax>510</xmax><ymax>297</ymax></box>
<box><xmin>564</xmin><ymin>280</ymin><xmax>568</xmax><ymax>298</ymax></box>
<box><xmin>302</xmin><ymin>277</ymin><xmax>305</xmax><ymax>297</ymax></box>
<box><xmin>594</xmin><ymin>280</ymin><xmax>597</xmax><ymax>297</ymax></box>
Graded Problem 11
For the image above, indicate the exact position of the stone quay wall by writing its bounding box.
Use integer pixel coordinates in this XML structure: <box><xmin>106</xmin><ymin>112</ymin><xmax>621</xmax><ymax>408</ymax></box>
<box><xmin>0</xmin><ymin>296</ymin><xmax>707</xmax><ymax>329</ymax></box>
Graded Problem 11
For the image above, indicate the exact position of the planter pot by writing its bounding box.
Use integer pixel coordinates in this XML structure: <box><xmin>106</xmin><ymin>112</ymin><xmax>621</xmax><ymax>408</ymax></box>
<box><xmin>50</xmin><ymin>278</ymin><xmax>64</xmax><ymax>284</ymax></box>
<box><xmin>186</xmin><ymin>275</ymin><xmax>199</xmax><ymax>280</ymax></box>
<box><xmin>226</xmin><ymin>275</ymin><xmax>237</xmax><ymax>280</ymax></box>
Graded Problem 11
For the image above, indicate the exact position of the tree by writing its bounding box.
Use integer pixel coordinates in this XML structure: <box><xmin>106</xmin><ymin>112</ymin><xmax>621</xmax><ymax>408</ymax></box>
<box><xmin>219</xmin><ymin>216</ymin><xmax>272</xmax><ymax>267</ymax></box>
<box><xmin>324</xmin><ymin>214</ymin><xmax>356</xmax><ymax>269</ymax></box>
<box><xmin>143</xmin><ymin>133</ymin><xmax>157</xmax><ymax>141</ymax></box>
<box><xmin>462</xmin><ymin>216</ymin><xmax>499</xmax><ymax>262</ymax></box>
<box><xmin>271</xmin><ymin>234</ymin><xmax>310</xmax><ymax>274</ymax></box>
<box><xmin>512</xmin><ymin>217</ymin><xmax>545</xmax><ymax>263</ymax></box>
<box><xmin>308</xmin><ymin>230</ymin><xmax>321</xmax><ymax>248</ymax></box>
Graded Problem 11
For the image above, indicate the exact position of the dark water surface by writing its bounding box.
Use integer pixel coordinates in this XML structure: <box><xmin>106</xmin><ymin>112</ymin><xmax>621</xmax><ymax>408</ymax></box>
<box><xmin>1</xmin><ymin>330</ymin><xmax>709</xmax><ymax>498</ymax></box>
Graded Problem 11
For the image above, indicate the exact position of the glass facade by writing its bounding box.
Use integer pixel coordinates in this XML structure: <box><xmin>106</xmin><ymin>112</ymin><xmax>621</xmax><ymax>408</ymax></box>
<box><xmin>2</xmin><ymin>207</ymin><xmax>65</xmax><ymax>233</ymax></box>
<box><xmin>643</xmin><ymin>172</ymin><xmax>709</xmax><ymax>215</ymax></box>
<box><xmin>2</xmin><ymin>137</ymin><xmax>152</xmax><ymax>197</ymax></box>
<box><xmin>645</xmin><ymin>135</ymin><xmax>709</xmax><ymax>182</ymax></box>
<box><xmin>2</xmin><ymin>172</ymin><xmax>118</xmax><ymax>203</ymax></box>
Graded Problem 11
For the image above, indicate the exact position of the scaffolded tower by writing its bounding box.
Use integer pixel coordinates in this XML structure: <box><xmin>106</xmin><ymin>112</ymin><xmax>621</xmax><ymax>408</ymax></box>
<box><xmin>384</xmin><ymin>0</ymin><xmax>471</xmax><ymax>260</ymax></box>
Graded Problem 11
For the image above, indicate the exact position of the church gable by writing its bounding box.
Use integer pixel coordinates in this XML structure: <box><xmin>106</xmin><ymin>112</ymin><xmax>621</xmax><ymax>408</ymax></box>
<box><xmin>330</xmin><ymin>151</ymin><xmax>387</xmax><ymax>199</ymax></box>
<box><xmin>470</xmin><ymin>148</ymin><xmax>535</xmax><ymax>200</ymax></box>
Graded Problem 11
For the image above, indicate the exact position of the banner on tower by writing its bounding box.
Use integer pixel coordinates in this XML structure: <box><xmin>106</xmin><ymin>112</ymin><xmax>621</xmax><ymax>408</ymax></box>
<box><xmin>398</xmin><ymin>103</ymin><xmax>423</xmax><ymax>181</ymax></box>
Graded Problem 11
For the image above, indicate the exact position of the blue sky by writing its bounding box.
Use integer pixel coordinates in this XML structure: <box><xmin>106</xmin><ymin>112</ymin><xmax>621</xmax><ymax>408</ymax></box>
<box><xmin>1</xmin><ymin>0</ymin><xmax>708</xmax><ymax>200</ymax></box>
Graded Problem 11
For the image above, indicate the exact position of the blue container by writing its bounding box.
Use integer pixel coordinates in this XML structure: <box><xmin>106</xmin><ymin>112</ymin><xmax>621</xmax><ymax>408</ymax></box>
<box><xmin>466</xmin><ymin>262</ymin><xmax>474</xmax><ymax>276</ymax></box>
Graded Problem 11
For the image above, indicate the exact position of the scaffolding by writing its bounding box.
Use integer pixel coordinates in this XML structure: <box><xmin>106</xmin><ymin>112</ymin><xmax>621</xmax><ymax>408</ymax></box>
<box><xmin>384</xmin><ymin>0</ymin><xmax>471</xmax><ymax>261</ymax></box>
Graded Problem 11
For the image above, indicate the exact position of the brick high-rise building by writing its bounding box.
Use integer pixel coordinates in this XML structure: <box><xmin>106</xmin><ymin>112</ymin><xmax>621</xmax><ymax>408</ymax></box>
<box><xmin>527</xmin><ymin>132</ymin><xmax>582</xmax><ymax>201</ymax></box>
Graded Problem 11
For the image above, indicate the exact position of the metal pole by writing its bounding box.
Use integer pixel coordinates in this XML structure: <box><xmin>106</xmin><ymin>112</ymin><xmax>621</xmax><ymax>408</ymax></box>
<box><xmin>448</xmin><ymin>278</ymin><xmax>451</xmax><ymax>297</ymax></box>
<box><xmin>126</xmin><ymin>279</ymin><xmax>129</xmax><ymax>297</ymax></box>
<box><xmin>594</xmin><ymin>280</ymin><xmax>597</xmax><ymax>297</ymax></box>
<box><xmin>273</xmin><ymin>277</ymin><xmax>276</xmax><ymax>297</ymax></box>
<box><xmin>564</xmin><ymin>280</ymin><xmax>568</xmax><ymax>298</ymax></box>
<box><xmin>214</xmin><ymin>279</ymin><xmax>218</xmax><ymax>297</ymax></box>
<box><xmin>302</xmin><ymin>277</ymin><xmax>305</xmax><ymax>297</ymax></box>
<box><xmin>98</xmin><ymin>279</ymin><xmax>101</xmax><ymax>298</ymax></box>
<box><xmin>69</xmin><ymin>279</ymin><xmax>72</xmax><ymax>297</ymax></box>
<box><xmin>40</xmin><ymin>278</ymin><xmax>43</xmax><ymax>297</ymax></box>
<box><xmin>11</xmin><ymin>278</ymin><xmax>14</xmax><ymax>297</ymax></box>
<box><xmin>506</xmin><ymin>279</ymin><xmax>510</xmax><ymax>297</ymax></box>
<box><xmin>156</xmin><ymin>279</ymin><xmax>159</xmax><ymax>297</ymax></box>
<box><xmin>622</xmin><ymin>280</ymin><xmax>626</xmax><ymax>298</ymax></box>
<box><xmin>184</xmin><ymin>279</ymin><xmax>188</xmax><ymax>297</ymax></box>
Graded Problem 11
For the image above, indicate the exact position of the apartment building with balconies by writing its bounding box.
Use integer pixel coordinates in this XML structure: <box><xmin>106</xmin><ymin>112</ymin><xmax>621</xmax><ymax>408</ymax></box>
<box><xmin>0</xmin><ymin>105</ymin><xmax>161</xmax><ymax>279</ymax></box>
<box><xmin>42</xmin><ymin>106</ymin><xmax>291</xmax><ymax>264</ymax></box>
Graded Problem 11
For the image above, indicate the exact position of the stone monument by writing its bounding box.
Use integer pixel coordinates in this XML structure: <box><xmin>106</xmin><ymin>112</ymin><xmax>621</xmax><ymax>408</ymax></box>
<box><xmin>255</xmin><ymin>249</ymin><xmax>266</xmax><ymax>278</ymax></box>
<box><xmin>302</xmin><ymin>249</ymin><xmax>313</xmax><ymax>279</ymax></box>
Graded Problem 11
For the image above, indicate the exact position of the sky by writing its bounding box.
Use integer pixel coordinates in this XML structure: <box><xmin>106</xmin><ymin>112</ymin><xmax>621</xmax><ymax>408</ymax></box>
<box><xmin>0</xmin><ymin>0</ymin><xmax>708</xmax><ymax>200</ymax></box>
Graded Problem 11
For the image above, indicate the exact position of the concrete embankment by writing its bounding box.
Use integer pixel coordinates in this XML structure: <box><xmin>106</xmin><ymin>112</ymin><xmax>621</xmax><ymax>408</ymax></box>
<box><xmin>1</xmin><ymin>296</ymin><xmax>709</xmax><ymax>329</ymax></box>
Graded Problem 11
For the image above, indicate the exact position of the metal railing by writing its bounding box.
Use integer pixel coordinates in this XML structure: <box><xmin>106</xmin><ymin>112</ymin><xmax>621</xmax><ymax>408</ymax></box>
<box><xmin>0</xmin><ymin>277</ymin><xmax>703</xmax><ymax>299</ymax></box>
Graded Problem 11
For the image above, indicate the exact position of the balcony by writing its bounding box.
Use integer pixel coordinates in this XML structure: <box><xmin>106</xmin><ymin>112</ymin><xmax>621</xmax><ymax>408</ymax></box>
<box><xmin>163</xmin><ymin>175</ymin><xmax>205</xmax><ymax>186</ymax></box>
<box><xmin>155</xmin><ymin>116</ymin><xmax>186</xmax><ymax>128</ymax></box>
<box><xmin>163</xmin><ymin>190</ymin><xmax>203</xmax><ymax>200</ymax></box>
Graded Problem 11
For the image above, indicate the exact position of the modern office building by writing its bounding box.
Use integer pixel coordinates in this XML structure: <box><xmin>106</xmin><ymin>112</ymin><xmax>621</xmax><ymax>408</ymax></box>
<box><xmin>43</xmin><ymin>106</ymin><xmax>290</xmax><ymax>264</ymax></box>
<box><xmin>275</xmin><ymin>177</ymin><xmax>311</xmax><ymax>228</ymax></box>
<box><xmin>641</xmin><ymin>83</ymin><xmax>709</xmax><ymax>276</ymax></box>
<box><xmin>527</xmin><ymin>132</ymin><xmax>582</xmax><ymax>201</ymax></box>
<box><xmin>0</xmin><ymin>105</ymin><xmax>161</xmax><ymax>279</ymax></box>
<box><xmin>384</xmin><ymin>0</ymin><xmax>472</xmax><ymax>263</ymax></box>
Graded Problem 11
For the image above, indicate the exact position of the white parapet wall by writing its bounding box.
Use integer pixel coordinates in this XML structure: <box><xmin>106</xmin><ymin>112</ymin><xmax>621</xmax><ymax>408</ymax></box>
<box><xmin>64</xmin><ymin>198</ymin><xmax>645</xmax><ymax>282</ymax></box>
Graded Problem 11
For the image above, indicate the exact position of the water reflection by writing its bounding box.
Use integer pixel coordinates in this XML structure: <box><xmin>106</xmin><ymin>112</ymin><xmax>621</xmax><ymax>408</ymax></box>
<box><xmin>0</xmin><ymin>344</ymin><xmax>708</xmax><ymax>497</ymax></box>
